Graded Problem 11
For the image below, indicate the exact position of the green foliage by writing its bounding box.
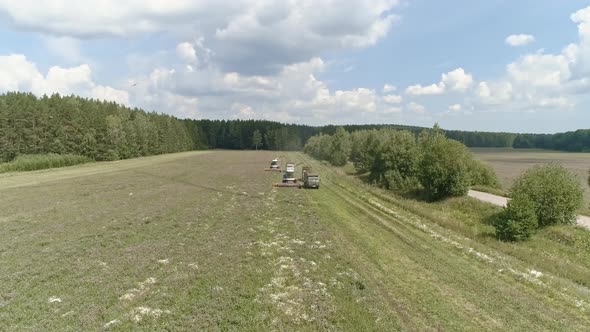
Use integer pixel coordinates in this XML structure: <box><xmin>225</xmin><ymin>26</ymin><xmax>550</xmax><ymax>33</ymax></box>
<box><xmin>511</xmin><ymin>164</ymin><xmax>583</xmax><ymax>227</ymax></box>
<box><xmin>494</xmin><ymin>194</ymin><xmax>538</xmax><ymax>241</ymax></box>
<box><xmin>369</xmin><ymin>129</ymin><xmax>420</xmax><ymax>191</ymax></box>
<box><xmin>417</xmin><ymin>125</ymin><xmax>473</xmax><ymax>200</ymax></box>
<box><xmin>0</xmin><ymin>154</ymin><xmax>92</xmax><ymax>173</ymax></box>
<box><xmin>469</xmin><ymin>159</ymin><xmax>500</xmax><ymax>188</ymax></box>
<box><xmin>328</xmin><ymin>127</ymin><xmax>351</xmax><ymax>166</ymax></box>
<box><xmin>252</xmin><ymin>129</ymin><xmax>262</xmax><ymax>150</ymax></box>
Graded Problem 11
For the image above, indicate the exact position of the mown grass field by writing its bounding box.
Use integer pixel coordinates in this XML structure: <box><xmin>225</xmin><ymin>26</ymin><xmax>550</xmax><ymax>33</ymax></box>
<box><xmin>1</xmin><ymin>151</ymin><xmax>590</xmax><ymax>331</ymax></box>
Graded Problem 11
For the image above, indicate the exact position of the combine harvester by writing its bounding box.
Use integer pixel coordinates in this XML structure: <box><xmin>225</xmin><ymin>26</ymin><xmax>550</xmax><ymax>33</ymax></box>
<box><xmin>273</xmin><ymin>162</ymin><xmax>301</xmax><ymax>188</ymax></box>
<box><xmin>264</xmin><ymin>158</ymin><xmax>282</xmax><ymax>172</ymax></box>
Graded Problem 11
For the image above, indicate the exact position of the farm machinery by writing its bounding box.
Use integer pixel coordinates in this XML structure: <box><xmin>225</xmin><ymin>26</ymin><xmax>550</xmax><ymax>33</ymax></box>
<box><xmin>272</xmin><ymin>163</ymin><xmax>320</xmax><ymax>189</ymax></box>
<box><xmin>264</xmin><ymin>158</ymin><xmax>282</xmax><ymax>172</ymax></box>
<box><xmin>301</xmin><ymin>166</ymin><xmax>320</xmax><ymax>189</ymax></box>
<box><xmin>273</xmin><ymin>163</ymin><xmax>300</xmax><ymax>188</ymax></box>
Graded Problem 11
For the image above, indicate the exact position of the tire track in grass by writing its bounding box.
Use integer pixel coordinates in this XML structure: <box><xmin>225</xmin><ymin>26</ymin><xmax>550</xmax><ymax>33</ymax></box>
<box><xmin>296</xmin><ymin>153</ymin><xmax>590</xmax><ymax>330</ymax></box>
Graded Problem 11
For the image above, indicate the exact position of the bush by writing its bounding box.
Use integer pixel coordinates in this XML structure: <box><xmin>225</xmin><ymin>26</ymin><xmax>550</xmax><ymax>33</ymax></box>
<box><xmin>0</xmin><ymin>154</ymin><xmax>93</xmax><ymax>173</ymax></box>
<box><xmin>494</xmin><ymin>194</ymin><xmax>538</xmax><ymax>241</ymax></box>
<box><xmin>417</xmin><ymin>127</ymin><xmax>472</xmax><ymax>200</ymax></box>
<box><xmin>370</xmin><ymin>130</ymin><xmax>420</xmax><ymax>190</ymax></box>
<box><xmin>469</xmin><ymin>159</ymin><xmax>500</xmax><ymax>188</ymax></box>
<box><xmin>511</xmin><ymin>164</ymin><xmax>583</xmax><ymax>227</ymax></box>
<box><xmin>329</xmin><ymin>127</ymin><xmax>351</xmax><ymax>166</ymax></box>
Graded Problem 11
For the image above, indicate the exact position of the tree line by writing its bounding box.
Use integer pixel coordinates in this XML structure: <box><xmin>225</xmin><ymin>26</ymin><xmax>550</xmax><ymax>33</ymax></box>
<box><xmin>2</xmin><ymin>92</ymin><xmax>590</xmax><ymax>164</ymax></box>
<box><xmin>304</xmin><ymin>126</ymin><xmax>499</xmax><ymax>200</ymax></box>
<box><xmin>0</xmin><ymin>93</ymin><xmax>320</xmax><ymax>162</ymax></box>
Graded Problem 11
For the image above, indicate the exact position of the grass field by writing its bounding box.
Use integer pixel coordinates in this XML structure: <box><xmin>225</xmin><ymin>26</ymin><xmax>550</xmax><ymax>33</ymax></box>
<box><xmin>1</xmin><ymin>151</ymin><xmax>590</xmax><ymax>330</ymax></box>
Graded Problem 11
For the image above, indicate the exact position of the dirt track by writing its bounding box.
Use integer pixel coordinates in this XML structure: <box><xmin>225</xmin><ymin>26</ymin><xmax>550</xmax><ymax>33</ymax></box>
<box><xmin>468</xmin><ymin>190</ymin><xmax>590</xmax><ymax>231</ymax></box>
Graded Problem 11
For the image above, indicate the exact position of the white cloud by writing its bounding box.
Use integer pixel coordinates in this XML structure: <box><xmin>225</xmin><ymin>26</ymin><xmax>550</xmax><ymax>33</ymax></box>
<box><xmin>0</xmin><ymin>0</ymin><xmax>400</xmax><ymax>74</ymax></box>
<box><xmin>468</xmin><ymin>6</ymin><xmax>590</xmax><ymax>113</ymax></box>
<box><xmin>128</xmin><ymin>55</ymin><xmax>395</xmax><ymax>123</ymax></box>
<box><xmin>92</xmin><ymin>86</ymin><xmax>130</xmax><ymax>105</ymax></box>
<box><xmin>441</xmin><ymin>68</ymin><xmax>473</xmax><ymax>92</ymax></box>
<box><xmin>505</xmin><ymin>34</ymin><xmax>535</xmax><ymax>47</ymax></box>
<box><xmin>407</xmin><ymin>102</ymin><xmax>426</xmax><ymax>114</ymax></box>
<box><xmin>507</xmin><ymin>53</ymin><xmax>570</xmax><ymax>88</ymax></box>
<box><xmin>176</xmin><ymin>42</ymin><xmax>197</xmax><ymax>63</ymax></box>
<box><xmin>405</xmin><ymin>67</ymin><xmax>473</xmax><ymax>95</ymax></box>
<box><xmin>476</xmin><ymin>81</ymin><xmax>512</xmax><ymax>105</ymax></box>
<box><xmin>0</xmin><ymin>54</ymin><xmax>128</xmax><ymax>104</ymax></box>
<box><xmin>383</xmin><ymin>84</ymin><xmax>396</xmax><ymax>93</ymax></box>
<box><xmin>383</xmin><ymin>94</ymin><xmax>403</xmax><ymax>104</ymax></box>
<box><xmin>405</xmin><ymin>83</ymin><xmax>445</xmax><ymax>96</ymax></box>
<box><xmin>231</xmin><ymin>103</ymin><xmax>256</xmax><ymax>120</ymax></box>
<box><xmin>448</xmin><ymin>104</ymin><xmax>462</xmax><ymax>112</ymax></box>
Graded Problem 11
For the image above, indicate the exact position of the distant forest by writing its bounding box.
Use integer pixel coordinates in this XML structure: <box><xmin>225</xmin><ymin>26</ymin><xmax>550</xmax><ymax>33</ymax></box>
<box><xmin>1</xmin><ymin>92</ymin><xmax>589</xmax><ymax>162</ymax></box>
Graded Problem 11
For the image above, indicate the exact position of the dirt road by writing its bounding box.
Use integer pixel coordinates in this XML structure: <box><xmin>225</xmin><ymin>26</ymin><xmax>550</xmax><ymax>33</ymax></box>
<box><xmin>468</xmin><ymin>190</ymin><xmax>590</xmax><ymax>230</ymax></box>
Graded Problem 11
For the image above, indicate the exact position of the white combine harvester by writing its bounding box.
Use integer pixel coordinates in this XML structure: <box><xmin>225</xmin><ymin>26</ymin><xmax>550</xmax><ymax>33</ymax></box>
<box><xmin>273</xmin><ymin>162</ymin><xmax>300</xmax><ymax>188</ymax></box>
<box><xmin>264</xmin><ymin>158</ymin><xmax>282</xmax><ymax>172</ymax></box>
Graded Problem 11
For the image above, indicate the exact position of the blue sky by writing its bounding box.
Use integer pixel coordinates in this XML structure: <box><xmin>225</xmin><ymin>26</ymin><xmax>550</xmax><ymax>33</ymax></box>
<box><xmin>0</xmin><ymin>1</ymin><xmax>589</xmax><ymax>133</ymax></box>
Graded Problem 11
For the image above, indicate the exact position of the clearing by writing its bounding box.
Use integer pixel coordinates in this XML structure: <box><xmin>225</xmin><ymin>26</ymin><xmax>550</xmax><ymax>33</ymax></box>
<box><xmin>1</xmin><ymin>151</ymin><xmax>589</xmax><ymax>330</ymax></box>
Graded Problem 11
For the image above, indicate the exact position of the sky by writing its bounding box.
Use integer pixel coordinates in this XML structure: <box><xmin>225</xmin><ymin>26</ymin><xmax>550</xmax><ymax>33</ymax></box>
<box><xmin>0</xmin><ymin>1</ymin><xmax>589</xmax><ymax>133</ymax></box>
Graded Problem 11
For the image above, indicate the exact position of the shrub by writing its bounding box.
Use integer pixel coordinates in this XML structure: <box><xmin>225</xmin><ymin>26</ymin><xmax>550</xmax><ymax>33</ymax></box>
<box><xmin>350</xmin><ymin>130</ymin><xmax>376</xmax><ymax>173</ymax></box>
<box><xmin>370</xmin><ymin>130</ymin><xmax>420</xmax><ymax>190</ymax></box>
<box><xmin>329</xmin><ymin>127</ymin><xmax>351</xmax><ymax>166</ymax></box>
<box><xmin>494</xmin><ymin>193</ymin><xmax>538</xmax><ymax>241</ymax></box>
<box><xmin>511</xmin><ymin>164</ymin><xmax>583</xmax><ymax>227</ymax></box>
<box><xmin>0</xmin><ymin>154</ymin><xmax>93</xmax><ymax>173</ymax></box>
<box><xmin>417</xmin><ymin>127</ymin><xmax>472</xmax><ymax>200</ymax></box>
<box><xmin>469</xmin><ymin>159</ymin><xmax>500</xmax><ymax>188</ymax></box>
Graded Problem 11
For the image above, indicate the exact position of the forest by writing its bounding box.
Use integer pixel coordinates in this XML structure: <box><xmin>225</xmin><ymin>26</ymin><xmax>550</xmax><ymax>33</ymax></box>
<box><xmin>1</xmin><ymin>92</ymin><xmax>590</xmax><ymax>163</ymax></box>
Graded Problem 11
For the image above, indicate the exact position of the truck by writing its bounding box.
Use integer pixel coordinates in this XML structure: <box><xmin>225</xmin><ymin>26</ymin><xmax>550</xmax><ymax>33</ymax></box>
<box><xmin>302</xmin><ymin>166</ymin><xmax>320</xmax><ymax>189</ymax></box>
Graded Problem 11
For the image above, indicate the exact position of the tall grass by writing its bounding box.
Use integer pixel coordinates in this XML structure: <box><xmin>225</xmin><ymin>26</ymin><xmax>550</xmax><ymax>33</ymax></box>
<box><xmin>0</xmin><ymin>154</ymin><xmax>93</xmax><ymax>173</ymax></box>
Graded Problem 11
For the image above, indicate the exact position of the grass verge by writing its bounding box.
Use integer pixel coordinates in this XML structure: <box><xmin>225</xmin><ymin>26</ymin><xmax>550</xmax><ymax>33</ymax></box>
<box><xmin>0</xmin><ymin>154</ymin><xmax>93</xmax><ymax>173</ymax></box>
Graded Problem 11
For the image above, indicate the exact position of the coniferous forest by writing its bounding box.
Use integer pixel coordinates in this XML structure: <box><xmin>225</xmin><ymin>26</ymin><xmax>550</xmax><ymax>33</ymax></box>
<box><xmin>2</xmin><ymin>92</ymin><xmax>590</xmax><ymax>163</ymax></box>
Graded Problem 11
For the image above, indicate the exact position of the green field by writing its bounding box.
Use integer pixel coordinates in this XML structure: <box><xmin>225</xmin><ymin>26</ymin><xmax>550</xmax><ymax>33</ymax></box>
<box><xmin>1</xmin><ymin>151</ymin><xmax>590</xmax><ymax>330</ymax></box>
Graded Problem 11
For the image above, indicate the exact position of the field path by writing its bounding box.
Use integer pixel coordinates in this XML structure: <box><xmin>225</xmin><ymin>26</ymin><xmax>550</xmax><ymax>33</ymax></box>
<box><xmin>469</xmin><ymin>190</ymin><xmax>590</xmax><ymax>230</ymax></box>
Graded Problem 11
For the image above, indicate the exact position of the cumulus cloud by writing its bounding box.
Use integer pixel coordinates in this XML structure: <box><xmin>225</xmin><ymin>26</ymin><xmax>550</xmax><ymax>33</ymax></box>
<box><xmin>383</xmin><ymin>84</ymin><xmax>397</xmax><ymax>93</ymax></box>
<box><xmin>405</xmin><ymin>68</ymin><xmax>473</xmax><ymax>95</ymax></box>
<box><xmin>176</xmin><ymin>42</ymin><xmax>197</xmax><ymax>63</ymax></box>
<box><xmin>0</xmin><ymin>54</ymin><xmax>129</xmax><ymax>104</ymax></box>
<box><xmin>470</xmin><ymin>6</ymin><xmax>590</xmax><ymax>112</ymax></box>
<box><xmin>405</xmin><ymin>82</ymin><xmax>445</xmax><ymax>96</ymax></box>
<box><xmin>0</xmin><ymin>0</ymin><xmax>399</xmax><ymax>74</ymax></box>
<box><xmin>505</xmin><ymin>34</ymin><xmax>535</xmax><ymax>47</ymax></box>
<box><xmin>383</xmin><ymin>94</ymin><xmax>402</xmax><ymax>104</ymax></box>
<box><xmin>127</xmin><ymin>55</ymin><xmax>397</xmax><ymax>123</ymax></box>
<box><xmin>507</xmin><ymin>53</ymin><xmax>570</xmax><ymax>88</ymax></box>
<box><xmin>442</xmin><ymin>68</ymin><xmax>474</xmax><ymax>92</ymax></box>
